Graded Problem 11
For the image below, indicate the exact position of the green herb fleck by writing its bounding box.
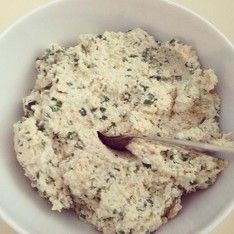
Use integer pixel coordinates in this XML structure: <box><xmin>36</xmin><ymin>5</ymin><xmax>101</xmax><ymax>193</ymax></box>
<box><xmin>67</xmin><ymin>131</ymin><xmax>78</xmax><ymax>140</ymax></box>
<box><xmin>91</xmin><ymin>107</ymin><xmax>97</xmax><ymax>112</ymax></box>
<box><xmin>79</xmin><ymin>108</ymin><xmax>87</xmax><ymax>116</ymax></box>
<box><xmin>102</xmin><ymin>96</ymin><xmax>110</xmax><ymax>102</ymax></box>
<box><xmin>149</xmin><ymin>75</ymin><xmax>162</xmax><ymax>81</ymax></box>
<box><xmin>174</xmin><ymin>75</ymin><xmax>182</xmax><ymax>81</ymax></box>
<box><xmin>181</xmin><ymin>153</ymin><xmax>190</xmax><ymax>162</ymax></box>
<box><xmin>111</xmin><ymin>122</ymin><xmax>116</xmax><ymax>127</ymax></box>
<box><xmin>140</xmin><ymin>84</ymin><xmax>149</xmax><ymax>91</ymax></box>
<box><xmin>99</xmin><ymin>107</ymin><xmax>106</xmax><ymax>112</ymax></box>
<box><xmin>74</xmin><ymin>142</ymin><xmax>84</xmax><ymax>150</ymax></box>
<box><xmin>143</xmin><ymin>99</ymin><xmax>154</xmax><ymax>105</ymax></box>
<box><xmin>113</xmin><ymin>209</ymin><xmax>118</xmax><ymax>214</ymax></box>
<box><xmin>36</xmin><ymin>172</ymin><xmax>40</xmax><ymax>179</ymax></box>
<box><xmin>101</xmin><ymin>115</ymin><xmax>107</xmax><ymax>120</ymax></box>
<box><xmin>122</xmin><ymin>57</ymin><xmax>128</xmax><ymax>62</ymax></box>
<box><xmin>142</xmin><ymin>162</ymin><xmax>151</xmax><ymax>168</ymax></box>
<box><xmin>122</xmin><ymin>92</ymin><xmax>131</xmax><ymax>101</ymax></box>
<box><xmin>129</xmin><ymin>54</ymin><xmax>138</xmax><ymax>58</ymax></box>
<box><xmin>41</xmin><ymin>140</ymin><xmax>46</xmax><ymax>147</ymax></box>
<box><xmin>169</xmin><ymin>39</ymin><xmax>176</xmax><ymax>44</ymax></box>
<box><xmin>81</xmin><ymin>44</ymin><xmax>88</xmax><ymax>54</ymax></box>
<box><xmin>50</xmin><ymin>97</ymin><xmax>63</xmax><ymax>112</ymax></box>
<box><xmin>190</xmin><ymin>180</ymin><xmax>198</xmax><ymax>186</ymax></box>
<box><xmin>146</xmin><ymin>198</ymin><xmax>154</xmax><ymax>207</ymax></box>
<box><xmin>119</xmin><ymin>231</ymin><xmax>125</xmax><ymax>234</ymax></box>
<box><xmin>200</xmin><ymin>117</ymin><xmax>206</xmax><ymax>124</ymax></box>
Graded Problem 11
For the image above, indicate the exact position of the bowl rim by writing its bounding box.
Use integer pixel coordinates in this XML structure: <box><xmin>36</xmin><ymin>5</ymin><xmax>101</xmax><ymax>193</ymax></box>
<box><xmin>0</xmin><ymin>0</ymin><xmax>233</xmax><ymax>233</ymax></box>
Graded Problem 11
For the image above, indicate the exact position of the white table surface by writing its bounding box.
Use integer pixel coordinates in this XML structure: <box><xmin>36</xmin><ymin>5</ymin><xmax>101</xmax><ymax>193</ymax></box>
<box><xmin>0</xmin><ymin>0</ymin><xmax>233</xmax><ymax>233</ymax></box>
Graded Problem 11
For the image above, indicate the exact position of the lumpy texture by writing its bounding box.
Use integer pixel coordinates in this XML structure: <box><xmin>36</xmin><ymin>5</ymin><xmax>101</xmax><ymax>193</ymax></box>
<box><xmin>14</xmin><ymin>29</ymin><xmax>230</xmax><ymax>233</ymax></box>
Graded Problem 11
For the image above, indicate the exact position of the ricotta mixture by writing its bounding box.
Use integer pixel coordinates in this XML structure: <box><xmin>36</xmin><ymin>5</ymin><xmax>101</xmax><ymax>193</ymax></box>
<box><xmin>14</xmin><ymin>28</ymin><xmax>230</xmax><ymax>233</ymax></box>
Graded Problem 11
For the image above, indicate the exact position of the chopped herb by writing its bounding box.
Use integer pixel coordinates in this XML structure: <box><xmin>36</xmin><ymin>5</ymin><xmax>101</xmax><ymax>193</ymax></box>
<box><xmin>99</xmin><ymin>107</ymin><xmax>106</xmax><ymax>112</ymax></box>
<box><xmin>81</xmin><ymin>44</ymin><xmax>88</xmax><ymax>54</ymax></box>
<box><xmin>122</xmin><ymin>92</ymin><xmax>131</xmax><ymax>101</ymax></box>
<box><xmin>113</xmin><ymin>167</ymin><xmax>120</xmax><ymax>171</ymax></box>
<box><xmin>45</xmin><ymin>113</ymin><xmax>51</xmax><ymax>119</ymax></box>
<box><xmin>101</xmin><ymin>115</ymin><xmax>107</xmax><ymax>120</ymax></box>
<box><xmin>36</xmin><ymin>121</ymin><xmax>45</xmax><ymax>132</ymax></box>
<box><xmin>127</xmin><ymin>68</ymin><xmax>132</xmax><ymax>71</ymax></box>
<box><xmin>190</xmin><ymin>180</ymin><xmax>198</xmax><ymax>186</ymax></box>
<box><xmin>200</xmin><ymin>117</ymin><xmax>206</xmax><ymax>124</ymax></box>
<box><xmin>149</xmin><ymin>75</ymin><xmax>162</xmax><ymax>81</ymax></box>
<box><xmin>25</xmin><ymin>100</ymin><xmax>38</xmax><ymax>112</ymax></box>
<box><xmin>214</xmin><ymin>116</ymin><xmax>219</xmax><ymax>122</ymax></box>
<box><xmin>50</xmin><ymin>97</ymin><xmax>63</xmax><ymax>112</ymax></box>
<box><xmin>42</xmin><ymin>83</ymin><xmax>52</xmax><ymax>90</ymax></box>
<box><xmin>102</xmin><ymin>95</ymin><xmax>110</xmax><ymax>102</ymax></box>
<box><xmin>129</xmin><ymin>54</ymin><xmax>138</xmax><ymax>58</ymax></box>
<box><xmin>142</xmin><ymin>47</ymin><xmax>157</xmax><ymax>63</ymax></box>
<box><xmin>143</xmin><ymin>99</ymin><xmax>154</xmax><ymax>105</ymax></box>
<box><xmin>108</xmin><ymin>172</ymin><xmax>115</xmax><ymax>178</ymax></box>
<box><xmin>97</xmin><ymin>34</ymin><xmax>102</xmax><ymax>39</ymax></box>
<box><xmin>119</xmin><ymin>230</ymin><xmax>125</xmax><ymax>234</ymax></box>
<box><xmin>181</xmin><ymin>153</ymin><xmax>190</xmax><ymax>161</ymax></box>
<box><xmin>140</xmin><ymin>84</ymin><xmax>149</xmax><ymax>91</ymax></box>
<box><xmin>142</xmin><ymin>162</ymin><xmax>151</xmax><ymax>169</ymax></box>
<box><xmin>91</xmin><ymin>107</ymin><xmax>97</xmax><ymax>112</ymax></box>
<box><xmin>66</xmin><ymin>131</ymin><xmax>78</xmax><ymax>140</ymax></box>
<box><xmin>146</xmin><ymin>198</ymin><xmax>154</xmax><ymax>207</ymax></box>
<box><xmin>79</xmin><ymin>213</ymin><xmax>86</xmax><ymax>220</ymax></box>
<box><xmin>169</xmin><ymin>39</ymin><xmax>176</xmax><ymax>44</ymax></box>
<box><xmin>51</xmin><ymin>97</ymin><xmax>62</xmax><ymax>106</ymax></box>
<box><xmin>122</xmin><ymin>57</ymin><xmax>128</xmax><ymax>62</ymax></box>
<box><xmin>41</xmin><ymin>140</ymin><xmax>46</xmax><ymax>147</ymax></box>
<box><xmin>136</xmin><ymin>206</ymin><xmax>145</xmax><ymax>212</ymax></box>
<box><xmin>168</xmin><ymin>151</ymin><xmax>174</xmax><ymax>160</ymax></box>
<box><xmin>79</xmin><ymin>108</ymin><xmax>87</xmax><ymax>116</ymax></box>
<box><xmin>66</xmin><ymin>82</ymin><xmax>73</xmax><ymax>86</ymax></box>
<box><xmin>36</xmin><ymin>172</ymin><xmax>40</xmax><ymax>179</ymax></box>
<box><xmin>111</xmin><ymin>122</ymin><xmax>116</xmax><ymax>127</ymax></box>
<box><xmin>174</xmin><ymin>75</ymin><xmax>182</xmax><ymax>81</ymax></box>
<box><xmin>50</xmin><ymin>106</ymin><xmax>60</xmax><ymax>112</ymax></box>
<box><xmin>74</xmin><ymin>142</ymin><xmax>84</xmax><ymax>150</ymax></box>
<box><xmin>113</xmin><ymin>209</ymin><xmax>118</xmax><ymax>214</ymax></box>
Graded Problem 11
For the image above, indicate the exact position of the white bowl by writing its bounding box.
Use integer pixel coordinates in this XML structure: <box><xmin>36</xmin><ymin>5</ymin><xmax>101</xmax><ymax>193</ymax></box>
<box><xmin>0</xmin><ymin>0</ymin><xmax>233</xmax><ymax>233</ymax></box>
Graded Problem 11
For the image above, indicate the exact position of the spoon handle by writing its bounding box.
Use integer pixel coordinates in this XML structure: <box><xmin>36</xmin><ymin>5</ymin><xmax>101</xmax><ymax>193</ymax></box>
<box><xmin>142</xmin><ymin>136</ymin><xmax>234</xmax><ymax>154</ymax></box>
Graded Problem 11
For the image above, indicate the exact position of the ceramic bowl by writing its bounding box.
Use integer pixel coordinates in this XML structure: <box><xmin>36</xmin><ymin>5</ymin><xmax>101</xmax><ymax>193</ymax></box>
<box><xmin>0</xmin><ymin>0</ymin><xmax>233</xmax><ymax>233</ymax></box>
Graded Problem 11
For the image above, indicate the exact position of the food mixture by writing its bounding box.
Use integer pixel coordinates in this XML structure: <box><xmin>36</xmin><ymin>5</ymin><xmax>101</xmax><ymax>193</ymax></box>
<box><xmin>14</xmin><ymin>28</ymin><xmax>231</xmax><ymax>233</ymax></box>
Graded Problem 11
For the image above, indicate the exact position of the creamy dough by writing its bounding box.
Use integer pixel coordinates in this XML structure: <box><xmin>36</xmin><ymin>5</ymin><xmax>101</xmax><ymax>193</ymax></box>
<box><xmin>14</xmin><ymin>28</ymin><xmax>230</xmax><ymax>233</ymax></box>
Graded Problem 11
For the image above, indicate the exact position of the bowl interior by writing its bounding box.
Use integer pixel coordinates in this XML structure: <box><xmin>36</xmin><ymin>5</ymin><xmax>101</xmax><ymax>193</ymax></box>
<box><xmin>0</xmin><ymin>0</ymin><xmax>233</xmax><ymax>233</ymax></box>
